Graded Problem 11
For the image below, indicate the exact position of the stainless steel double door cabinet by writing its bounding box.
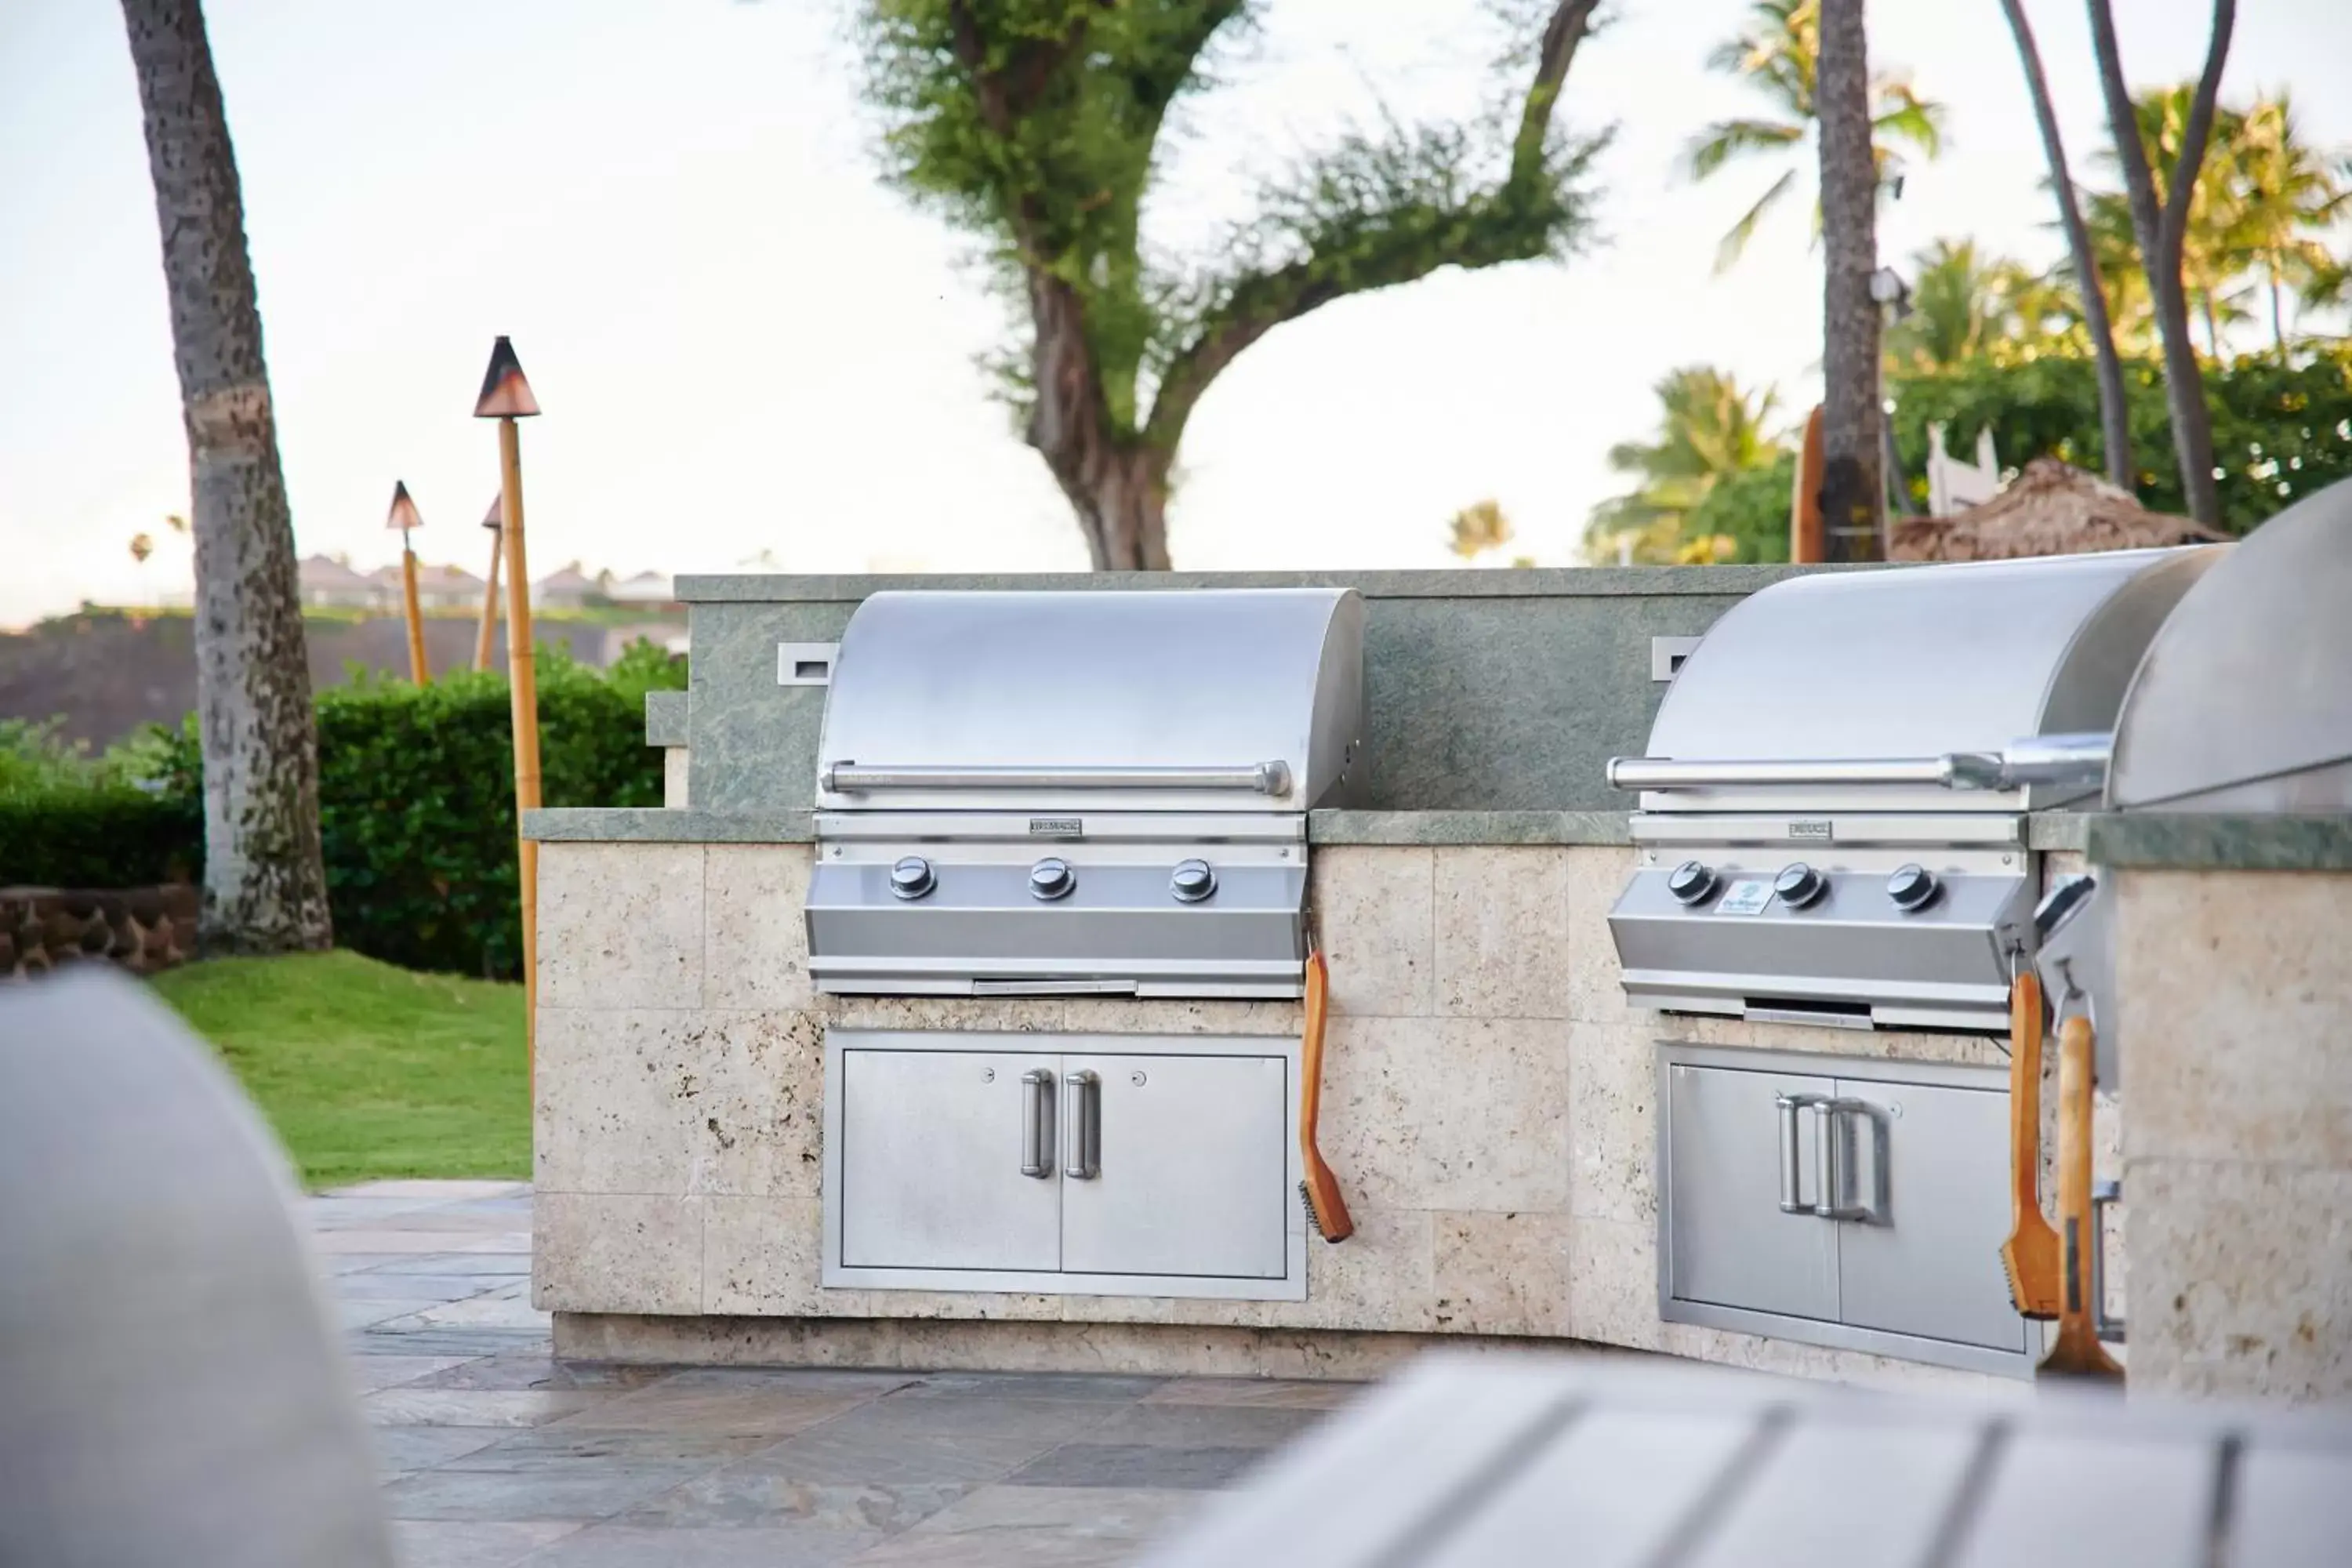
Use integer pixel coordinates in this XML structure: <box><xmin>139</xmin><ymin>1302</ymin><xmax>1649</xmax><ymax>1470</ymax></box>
<box><xmin>822</xmin><ymin>1029</ymin><xmax>1307</xmax><ymax>1301</ymax></box>
<box><xmin>1659</xmin><ymin>1044</ymin><xmax>2034</xmax><ymax>1375</ymax></box>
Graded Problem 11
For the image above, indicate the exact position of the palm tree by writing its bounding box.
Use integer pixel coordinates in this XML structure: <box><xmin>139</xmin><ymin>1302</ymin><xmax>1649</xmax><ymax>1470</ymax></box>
<box><xmin>1887</xmin><ymin>240</ymin><xmax>2109</xmax><ymax>372</ymax></box>
<box><xmin>1686</xmin><ymin>0</ymin><xmax>1945</xmax><ymax>271</ymax></box>
<box><xmin>1813</xmin><ymin>0</ymin><xmax>1882</xmax><ymax>561</ymax></box>
<box><xmin>1584</xmin><ymin>367</ymin><xmax>1784</xmax><ymax>563</ymax></box>
<box><xmin>2086</xmin><ymin>0</ymin><xmax>2234</xmax><ymax>526</ymax></box>
<box><xmin>1446</xmin><ymin>499</ymin><xmax>1516</xmax><ymax>561</ymax></box>
<box><xmin>1998</xmin><ymin>0</ymin><xmax>2132</xmax><ymax>488</ymax></box>
<box><xmin>121</xmin><ymin>0</ymin><xmax>331</xmax><ymax>953</ymax></box>
<box><xmin>2225</xmin><ymin>93</ymin><xmax>2351</xmax><ymax>354</ymax></box>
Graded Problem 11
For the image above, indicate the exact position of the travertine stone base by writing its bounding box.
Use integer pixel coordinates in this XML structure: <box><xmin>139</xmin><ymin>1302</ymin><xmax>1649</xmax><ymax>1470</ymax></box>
<box><xmin>2115</xmin><ymin>867</ymin><xmax>2352</xmax><ymax>1402</ymax></box>
<box><xmin>534</xmin><ymin>837</ymin><xmax>2094</xmax><ymax>1392</ymax></box>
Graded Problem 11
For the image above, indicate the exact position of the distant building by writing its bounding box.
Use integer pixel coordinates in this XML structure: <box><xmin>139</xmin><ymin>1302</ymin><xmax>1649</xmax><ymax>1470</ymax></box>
<box><xmin>604</xmin><ymin>570</ymin><xmax>677</xmax><ymax>609</ymax></box>
<box><xmin>531</xmin><ymin>563</ymin><xmax>603</xmax><ymax>611</ymax></box>
<box><xmin>298</xmin><ymin>554</ymin><xmax>383</xmax><ymax>610</ymax></box>
<box><xmin>365</xmin><ymin>563</ymin><xmax>486</xmax><ymax>611</ymax></box>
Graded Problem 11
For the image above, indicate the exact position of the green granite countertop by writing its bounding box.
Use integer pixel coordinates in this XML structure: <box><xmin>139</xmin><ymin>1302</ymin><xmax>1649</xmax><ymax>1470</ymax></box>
<box><xmin>2085</xmin><ymin>813</ymin><xmax>2352</xmax><ymax>870</ymax></box>
<box><xmin>520</xmin><ymin>807</ymin><xmax>2103</xmax><ymax>851</ymax></box>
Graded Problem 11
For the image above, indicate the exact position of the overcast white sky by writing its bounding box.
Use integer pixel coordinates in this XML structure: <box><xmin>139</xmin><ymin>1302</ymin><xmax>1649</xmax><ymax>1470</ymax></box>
<box><xmin>2</xmin><ymin>0</ymin><xmax>2347</xmax><ymax>627</ymax></box>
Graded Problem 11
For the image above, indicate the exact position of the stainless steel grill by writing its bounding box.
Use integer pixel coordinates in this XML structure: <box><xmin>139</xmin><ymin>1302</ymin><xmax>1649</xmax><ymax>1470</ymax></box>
<box><xmin>1606</xmin><ymin>549</ymin><xmax>2221</xmax><ymax>1033</ymax></box>
<box><xmin>803</xmin><ymin>588</ymin><xmax>1364</xmax><ymax>997</ymax></box>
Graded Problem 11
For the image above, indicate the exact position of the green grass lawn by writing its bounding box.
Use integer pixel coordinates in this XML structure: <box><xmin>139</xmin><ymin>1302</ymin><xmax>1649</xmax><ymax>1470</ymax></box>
<box><xmin>151</xmin><ymin>949</ymin><xmax>528</xmax><ymax>1190</ymax></box>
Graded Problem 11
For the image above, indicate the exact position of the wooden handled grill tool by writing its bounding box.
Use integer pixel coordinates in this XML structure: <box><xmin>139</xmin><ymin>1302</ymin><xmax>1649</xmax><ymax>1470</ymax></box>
<box><xmin>1298</xmin><ymin>945</ymin><xmax>1354</xmax><ymax>1243</ymax></box>
<box><xmin>2039</xmin><ymin>996</ymin><xmax>2122</xmax><ymax>1381</ymax></box>
<box><xmin>1998</xmin><ymin>967</ymin><xmax>2062</xmax><ymax>1320</ymax></box>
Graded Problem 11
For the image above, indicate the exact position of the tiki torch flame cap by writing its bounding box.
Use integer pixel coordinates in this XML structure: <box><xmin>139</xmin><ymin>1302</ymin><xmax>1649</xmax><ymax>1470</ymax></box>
<box><xmin>386</xmin><ymin>481</ymin><xmax>423</xmax><ymax>533</ymax></box>
<box><xmin>473</xmin><ymin>336</ymin><xmax>541</xmax><ymax>419</ymax></box>
<box><xmin>483</xmin><ymin>493</ymin><xmax>504</xmax><ymax>530</ymax></box>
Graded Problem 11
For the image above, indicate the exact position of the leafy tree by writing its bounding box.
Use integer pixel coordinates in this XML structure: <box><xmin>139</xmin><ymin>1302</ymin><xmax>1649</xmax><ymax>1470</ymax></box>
<box><xmin>855</xmin><ymin>0</ymin><xmax>1608</xmax><ymax>568</ymax></box>
<box><xmin>1584</xmin><ymin>366</ymin><xmax>1784</xmax><ymax>562</ymax></box>
<box><xmin>1887</xmin><ymin>346</ymin><xmax>2352</xmax><ymax>532</ymax></box>
<box><xmin>120</xmin><ymin>0</ymin><xmax>330</xmax><ymax>953</ymax></box>
<box><xmin>2086</xmin><ymin>0</ymin><xmax>2234</xmax><ymax>526</ymax></box>
<box><xmin>1446</xmin><ymin>499</ymin><xmax>1519</xmax><ymax>562</ymax></box>
<box><xmin>2215</xmin><ymin>93</ymin><xmax>2350</xmax><ymax>354</ymax></box>
<box><xmin>1687</xmin><ymin>449</ymin><xmax>1799</xmax><ymax>562</ymax></box>
<box><xmin>1886</xmin><ymin>239</ymin><xmax>2076</xmax><ymax>372</ymax></box>
<box><xmin>1998</xmin><ymin>0</ymin><xmax>2133</xmax><ymax>488</ymax></box>
<box><xmin>1685</xmin><ymin>0</ymin><xmax>1943</xmax><ymax>271</ymax></box>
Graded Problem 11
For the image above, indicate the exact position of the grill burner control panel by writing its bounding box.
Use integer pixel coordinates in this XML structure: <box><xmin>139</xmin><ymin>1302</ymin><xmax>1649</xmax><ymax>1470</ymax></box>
<box><xmin>877</xmin><ymin>855</ymin><xmax>1225</xmax><ymax>906</ymax></box>
<box><xmin>1666</xmin><ymin>859</ymin><xmax>1947</xmax><ymax>915</ymax></box>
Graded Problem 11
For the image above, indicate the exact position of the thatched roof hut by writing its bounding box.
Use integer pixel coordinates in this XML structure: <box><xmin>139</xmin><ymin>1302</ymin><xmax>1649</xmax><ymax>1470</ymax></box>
<box><xmin>1889</xmin><ymin>459</ymin><xmax>2227</xmax><ymax>561</ymax></box>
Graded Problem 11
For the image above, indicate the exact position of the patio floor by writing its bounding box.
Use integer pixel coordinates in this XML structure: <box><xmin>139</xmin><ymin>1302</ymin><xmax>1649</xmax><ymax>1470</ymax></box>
<box><xmin>317</xmin><ymin>1181</ymin><xmax>1348</xmax><ymax>1566</ymax></box>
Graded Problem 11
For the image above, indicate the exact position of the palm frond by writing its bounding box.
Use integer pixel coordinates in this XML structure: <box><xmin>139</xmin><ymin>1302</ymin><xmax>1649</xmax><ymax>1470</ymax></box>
<box><xmin>1685</xmin><ymin>116</ymin><xmax>1806</xmax><ymax>182</ymax></box>
<box><xmin>1714</xmin><ymin>165</ymin><xmax>1798</xmax><ymax>273</ymax></box>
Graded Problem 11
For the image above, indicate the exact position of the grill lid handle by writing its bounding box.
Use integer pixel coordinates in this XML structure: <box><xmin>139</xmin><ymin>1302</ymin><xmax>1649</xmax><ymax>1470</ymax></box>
<box><xmin>820</xmin><ymin>761</ymin><xmax>1292</xmax><ymax>795</ymax></box>
<box><xmin>1606</xmin><ymin>732</ymin><xmax>2111</xmax><ymax>794</ymax></box>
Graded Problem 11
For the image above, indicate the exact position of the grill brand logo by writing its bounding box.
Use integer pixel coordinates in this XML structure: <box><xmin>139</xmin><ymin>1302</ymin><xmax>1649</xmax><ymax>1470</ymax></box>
<box><xmin>1788</xmin><ymin>819</ymin><xmax>1833</xmax><ymax>840</ymax></box>
<box><xmin>1028</xmin><ymin>818</ymin><xmax>1084</xmax><ymax>838</ymax></box>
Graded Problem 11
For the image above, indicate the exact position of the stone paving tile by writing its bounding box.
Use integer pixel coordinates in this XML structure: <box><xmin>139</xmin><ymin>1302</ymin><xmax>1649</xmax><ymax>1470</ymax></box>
<box><xmin>892</xmin><ymin>1371</ymin><xmax>1170</xmax><ymax>1403</ymax></box>
<box><xmin>324</xmin><ymin>1251</ymin><xmax>426</xmax><ymax>1275</ymax></box>
<box><xmin>361</xmin><ymin>1388</ymin><xmax>613</xmax><ymax>1428</ymax></box>
<box><xmin>528</xmin><ymin>1523</ymin><xmax>887</xmax><ymax>1566</ymax></box>
<box><xmin>316</xmin><ymin>1229</ymin><xmax>533</xmax><ymax>1254</ymax></box>
<box><xmin>734</xmin><ymin>1420</ymin><xmax>1068</xmax><ymax>1489</ymax></box>
<box><xmin>1141</xmin><ymin>1377</ymin><xmax>1364</xmax><ymax>1410</ymax></box>
<box><xmin>1071</xmin><ymin>1401</ymin><xmax>1327</xmax><ymax>1450</ymax></box>
<box><xmin>371</xmin><ymin>1252</ymin><xmax>535</xmax><ymax>1276</ymax></box>
<box><xmin>618</xmin><ymin>1462</ymin><xmax>976</xmax><ymax>1533</ymax></box>
<box><xmin>350</xmin><ymin>1353</ymin><xmax>488</xmax><ymax>1394</ymax></box>
<box><xmin>339</xmin><ymin>1272</ymin><xmax>507</xmax><ymax>1301</ymax></box>
<box><xmin>341</xmin><ymin>1296</ymin><xmax>459</xmax><ymax>1330</ymax></box>
<box><xmin>383</xmin><ymin>1295</ymin><xmax>554</xmax><ymax>1333</ymax></box>
<box><xmin>552</xmin><ymin>1385</ymin><xmax>877</xmax><ymax>1439</ymax></box>
<box><xmin>841</xmin><ymin>1485</ymin><xmax>1204</xmax><ymax>1566</ymax></box>
<box><xmin>406</xmin><ymin>1356</ymin><xmax>680</xmax><ymax>1393</ymax></box>
<box><xmin>390</xmin><ymin>1519</ymin><xmax>586</xmax><ymax>1568</ymax></box>
<box><xmin>351</xmin><ymin>1328</ymin><xmax>555</xmax><ymax>1359</ymax></box>
<box><xmin>1003</xmin><ymin>1443</ymin><xmax>1265</xmax><ymax>1491</ymax></box>
<box><xmin>441</xmin><ymin>1427</ymin><xmax>776</xmax><ymax>1471</ymax></box>
<box><xmin>371</xmin><ymin>1425</ymin><xmax>515</xmax><ymax>1473</ymax></box>
<box><xmin>379</xmin><ymin>1461</ymin><xmax>718</xmax><ymax>1523</ymax></box>
<box><xmin>660</xmin><ymin>1367</ymin><xmax>922</xmax><ymax>1397</ymax></box>
<box><xmin>328</xmin><ymin>1179</ymin><xmax>532</xmax><ymax>1201</ymax></box>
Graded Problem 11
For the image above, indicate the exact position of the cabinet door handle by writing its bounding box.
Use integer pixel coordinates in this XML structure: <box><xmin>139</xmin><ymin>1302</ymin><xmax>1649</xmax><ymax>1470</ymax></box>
<box><xmin>1064</xmin><ymin>1070</ymin><xmax>1101</xmax><ymax>1180</ymax></box>
<box><xmin>1020</xmin><ymin>1068</ymin><xmax>1055</xmax><ymax>1178</ymax></box>
<box><xmin>1774</xmin><ymin>1092</ymin><xmax>1819</xmax><ymax>1213</ymax></box>
<box><xmin>1812</xmin><ymin>1098</ymin><xmax>1871</xmax><ymax>1221</ymax></box>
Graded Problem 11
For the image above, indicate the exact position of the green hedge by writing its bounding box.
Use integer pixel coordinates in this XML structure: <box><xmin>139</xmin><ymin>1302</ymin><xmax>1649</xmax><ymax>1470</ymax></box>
<box><xmin>1889</xmin><ymin>347</ymin><xmax>2352</xmax><ymax>532</ymax></box>
<box><xmin>4</xmin><ymin>644</ymin><xmax>681</xmax><ymax>978</ymax></box>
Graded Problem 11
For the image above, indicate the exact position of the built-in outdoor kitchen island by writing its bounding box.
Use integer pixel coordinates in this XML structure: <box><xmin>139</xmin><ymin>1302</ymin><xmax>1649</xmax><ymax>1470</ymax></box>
<box><xmin>524</xmin><ymin>482</ymin><xmax>2352</xmax><ymax>1401</ymax></box>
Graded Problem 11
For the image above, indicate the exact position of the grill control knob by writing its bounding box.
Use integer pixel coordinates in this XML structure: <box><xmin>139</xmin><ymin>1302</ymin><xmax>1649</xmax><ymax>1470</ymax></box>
<box><xmin>1171</xmin><ymin>858</ymin><xmax>1217</xmax><ymax>903</ymax></box>
<box><xmin>889</xmin><ymin>855</ymin><xmax>935</xmax><ymax>901</ymax></box>
<box><xmin>1667</xmin><ymin>861</ymin><xmax>1719</xmax><ymax>906</ymax></box>
<box><xmin>1774</xmin><ymin>862</ymin><xmax>1827</xmax><ymax>909</ymax></box>
<box><xmin>1029</xmin><ymin>857</ymin><xmax>1076</xmax><ymax>902</ymax></box>
<box><xmin>1887</xmin><ymin>862</ymin><xmax>1940</xmax><ymax>912</ymax></box>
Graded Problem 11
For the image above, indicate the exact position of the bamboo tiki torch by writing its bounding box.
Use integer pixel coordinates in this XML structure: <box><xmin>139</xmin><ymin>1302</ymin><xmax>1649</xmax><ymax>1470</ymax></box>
<box><xmin>475</xmin><ymin>492</ymin><xmax>504</xmax><ymax>673</ymax></box>
<box><xmin>474</xmin><ymin>337</ymin><xmax>543</xmax><ymax>1069</ymax></box>
<box><xmin>387</xmin><ymin>481</ymin><xmax>430</xmax><ymax>683</ymax></box>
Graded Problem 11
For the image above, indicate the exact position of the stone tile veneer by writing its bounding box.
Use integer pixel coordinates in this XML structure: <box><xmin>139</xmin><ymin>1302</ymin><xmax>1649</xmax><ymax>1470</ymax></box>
<box><xmin>535</xmin><ymin>838</ymin><xmax>2075</xmax><ymax>1393</ymax></box>
<box><xmin>2114</xmin><ymin>867</ymin><xmax>2352</xmax><ymax>1402</ymax></box>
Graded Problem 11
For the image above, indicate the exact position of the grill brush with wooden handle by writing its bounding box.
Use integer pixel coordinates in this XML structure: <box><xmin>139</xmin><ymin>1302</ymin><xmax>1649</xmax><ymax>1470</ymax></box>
<box><xmin>1998</xmin><ymin>967</ymin><xmax>2062</xmax><ymax>1319</ymax></box>
<box><xmin>2039</xmin><ymin>999</ymin><xmax>2122</xmax><ymax>1381</ymax></box>
<box><xmin>1298</xmin><ymin>946</ymin><xmax>1355</xmax><ymax>1243</ymax></box>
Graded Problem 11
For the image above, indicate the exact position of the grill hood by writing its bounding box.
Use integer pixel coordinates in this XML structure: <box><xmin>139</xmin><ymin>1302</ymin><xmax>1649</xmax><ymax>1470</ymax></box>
<box><xmin>1607</xmin><ymin>549</ymin><xmax>2221</xmax><ymax>1033</ymax></box>
<box><xmin>805</xmin><ymin>588</ymin><xmax>1363</xmax><ymax>998</ymax></box>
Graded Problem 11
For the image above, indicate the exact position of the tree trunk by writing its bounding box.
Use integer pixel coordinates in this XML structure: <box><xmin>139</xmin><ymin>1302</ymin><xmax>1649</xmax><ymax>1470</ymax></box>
<box><xmin>122</xmin><ymin>0</ymin><xmax>331</xmax><ymax>955</ymax></box>
<box><xmin>2000</xmin><ymin>0</ymin><xmax>2133</xmax><ymax>491</ymax></box>
<box><xmin>2087</xmin><ymin>0</ymin><xmax>2231</xmax><ymax>527</ymax></box>
<box><xmin>1814</xmin><ymin>0</ymin><xmax>1882</xmax><ymax>561</ymax></box>
<box><xmin>2201</xmin><ymin>292</ymin><xmax>2221</xmax><ymax>359</ymax></box>
<box><xmin>2270</xmin><ymin>266</ymin><xmax>2286</xmax><ymax>358</ymax></box>
<box><xmin>1023</xmin><ymin>266</ymin><xmax>1173</xmax><ymax>569</ymax></box>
